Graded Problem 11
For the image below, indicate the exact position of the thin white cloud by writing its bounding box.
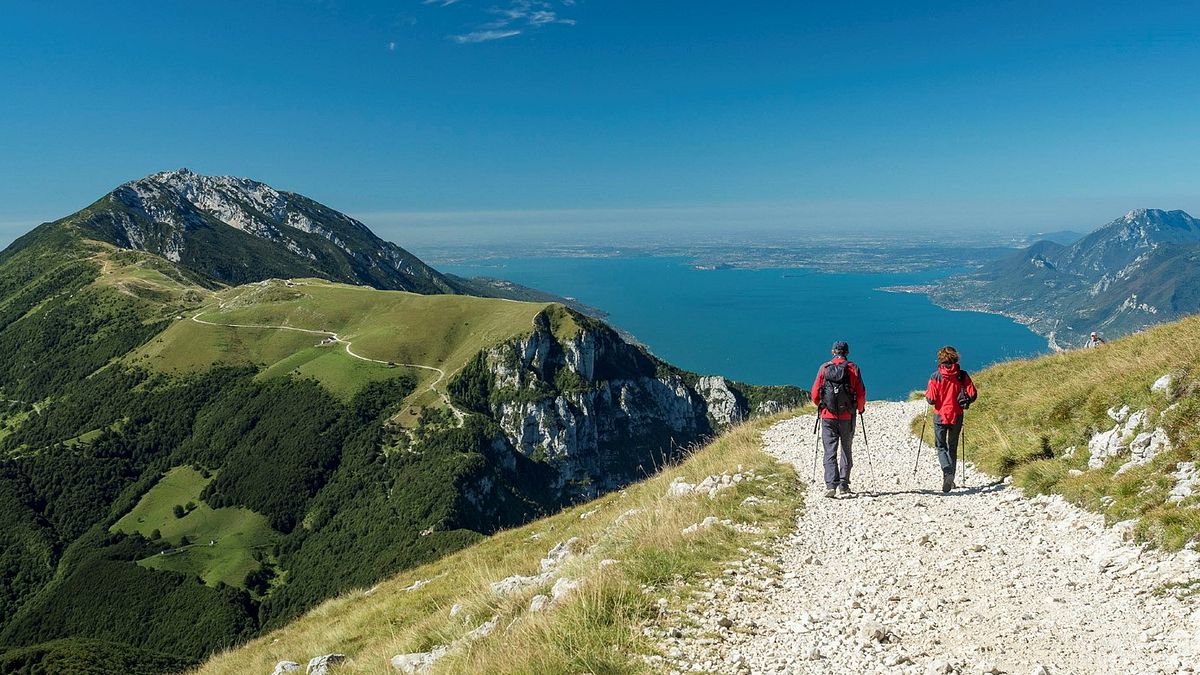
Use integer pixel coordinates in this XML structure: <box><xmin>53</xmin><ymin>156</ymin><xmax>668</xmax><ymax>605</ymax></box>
<box><xmin>452</xmin><ymin>29</ymin><xmax>522</xmax><ymax>44</ymax></box>
<box><xmin>440</xmin><ymin>0</ymin><xmax>578</xmax><ymax>44</ymax></box>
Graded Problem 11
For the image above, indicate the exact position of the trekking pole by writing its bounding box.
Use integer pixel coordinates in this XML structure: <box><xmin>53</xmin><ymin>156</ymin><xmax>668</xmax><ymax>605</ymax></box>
<box><xmin>912</xmin><ymin>407</ymin><xmax>929</xmax><ymax>476</ymax></box>
<box><xmin>859</xmin><ymin>411</ymin><xmax>876</xmax><ymax>490</ymax></box>
<box><xmin>960</xmin><ymin>420</ymin><xmax>967</xmax><ymax>487</ymax></box>
<box><xmin>811</xmin><ymin>411</ymin><xmax>821</xmax><ymax>482</ymax></box>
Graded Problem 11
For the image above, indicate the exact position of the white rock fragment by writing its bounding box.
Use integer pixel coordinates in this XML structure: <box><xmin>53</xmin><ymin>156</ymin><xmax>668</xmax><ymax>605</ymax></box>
<box><xmin>681</xmin><ymin>516</ymin><xmax>719</xmax><ymax>536</ymax></box>
<box><xmin>667</xmin><ymin>479</ymin><xmax>696</xmax><ymax>497</ymax></box>
<box><xmin>1169</xmin><ymin>462</ymin><xmax>1199</xmax><ymax>503</ymax></box>
<box><xmin>490</xmin><ymin>574</ymin><xmax>542</xmax><ymax>596</ymax></box>
<box><xmin>540</xmin><ymin>537</ymin><xmax>580</xmax><ymax>573</ymax></box>
<box><xmin>306</xmin><ymin>654</ymin><xmax>346</xmax><ymax>675</ymax></box>
<box><xmin>1151</xmin><ymin>373</ymin><xmax>1173</xmax><ymax>395</ymax></box>
<box><xmin>390</xmin><ymin>647</ymin><xmax>447</xmax><ymax>674</ymax></box>
<box><xmin>614</xmin><ymin>507</ymin><xmax>642</xmax><ymax>526</ymax></box>
<box><xmin>551</xmin><ymin>577</ymin><xmax>579</xmax><ymax>601</ymax></box>
<box><xmin>465</xmin><ymin>616</ymin><xmax>499</xmax><ymax>640</ymax></box>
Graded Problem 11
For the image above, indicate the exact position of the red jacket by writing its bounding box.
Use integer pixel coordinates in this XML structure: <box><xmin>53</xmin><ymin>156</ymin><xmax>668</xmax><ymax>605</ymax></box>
<box><xmin>810</xmin><ymin>357</ymin><xmax>866</xmax><ymax>420</ymax></box>
<box><xmin>925</xmin><ymin>363</ymin><xmax>978</xmax><ymax>425</ymax></box>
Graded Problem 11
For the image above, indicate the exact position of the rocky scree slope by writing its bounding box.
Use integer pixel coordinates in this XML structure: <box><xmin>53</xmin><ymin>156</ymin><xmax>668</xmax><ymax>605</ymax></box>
<box><xmin>930</xmin><ymin>208</ymin><xmax>1200</xmax><ymax>346</ymax></box>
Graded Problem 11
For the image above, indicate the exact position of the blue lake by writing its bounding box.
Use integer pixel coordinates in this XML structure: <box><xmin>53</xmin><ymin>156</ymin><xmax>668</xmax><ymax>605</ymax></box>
<box><xmin>441</xmin><ymin>257</ymin><xmax>1048</xmax><ymax>400</ymax></box>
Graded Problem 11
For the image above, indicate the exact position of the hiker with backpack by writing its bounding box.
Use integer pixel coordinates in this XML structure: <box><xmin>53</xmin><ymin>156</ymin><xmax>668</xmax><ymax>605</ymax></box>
<box><xmin>924</xmin><ymin>346</ymin><xmax>978</xmax><ymax>493</ymax></box>
<box><xmin>810</xmin><ymin>341</ymin><xmax>867</xmax><ymax>499</ymax></box>
<box><xmin>1084</xmin><ymin>331</ymin><xmax>1106</xmax><ymax>349</ymax></box>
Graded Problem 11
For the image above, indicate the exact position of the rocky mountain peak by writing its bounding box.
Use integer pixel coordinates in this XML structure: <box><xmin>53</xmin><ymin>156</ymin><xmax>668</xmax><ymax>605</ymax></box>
<box><xmin>65</xmin><ymin>169</ymin><xmax>456</xmax><ymax>293</ymax></box>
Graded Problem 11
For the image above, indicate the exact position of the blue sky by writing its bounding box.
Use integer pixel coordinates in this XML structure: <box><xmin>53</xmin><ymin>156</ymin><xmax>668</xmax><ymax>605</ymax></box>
<box><xmin>3</xmin><ymin>1</ymin><xmax>1200</xmax><ymax>247</ymax></box>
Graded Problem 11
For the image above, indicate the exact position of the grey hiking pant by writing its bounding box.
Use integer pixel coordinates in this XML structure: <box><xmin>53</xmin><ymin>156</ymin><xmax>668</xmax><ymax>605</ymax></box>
<box><xmin>821</xmin><ymin>417</ymin><xmax>855</xmax><ymax>489</ymax></box>
<box><xmin>935</xmin><ymin>421</ymin><xmax>962</xmax><ymax>476</ymax></box>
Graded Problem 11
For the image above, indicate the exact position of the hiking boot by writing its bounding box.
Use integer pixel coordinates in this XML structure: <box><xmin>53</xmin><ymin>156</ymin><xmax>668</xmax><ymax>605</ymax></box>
<box><xmin>837</xmin><ymin>485</ymin><xmax>853</xmax><ymax>497</ymax></box>
<box><xmin>824</xmin><ymin>488</ymin><xmax>837</xmax><ymax>499</ymax></box>
<box><xmin>941</xmin><ymin>472</ymin><xmax>954</xmax><ymax>493</ymax></box>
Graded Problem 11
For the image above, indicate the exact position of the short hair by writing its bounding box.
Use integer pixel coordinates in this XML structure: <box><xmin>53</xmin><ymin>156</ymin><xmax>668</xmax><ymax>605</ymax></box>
<box><xmin>937</xmin><ymin>346</ymin><xmax>959</xmax><ymax>364</ymax></box>
<box><xmin>832</xmin><ymin>340</ymin><xmax>849</xmax><ymax>355</ymax></box>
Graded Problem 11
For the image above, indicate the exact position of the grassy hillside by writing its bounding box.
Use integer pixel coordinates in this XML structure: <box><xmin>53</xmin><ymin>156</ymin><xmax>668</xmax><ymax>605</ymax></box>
<box><xmin>132</xmin><ymin>279</ymin><xmax>548</xmax><ymax>410</ymax></box>
<box><xmin>928</xmin><ymin>314</ymin><xmax>1200</xmax><ymax>550</ymax></box>
<box><xmin>197</xmin><ymin>411</ymin><xmax>803</xmax><ymax>674</ymax></box>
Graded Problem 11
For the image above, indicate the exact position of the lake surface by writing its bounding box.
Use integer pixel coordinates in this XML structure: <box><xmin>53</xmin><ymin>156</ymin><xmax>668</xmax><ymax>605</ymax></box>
<box><xmin>441</xmin><ymin>256</ymin><xmax>1048</xmax><ymax>400</ymax></box>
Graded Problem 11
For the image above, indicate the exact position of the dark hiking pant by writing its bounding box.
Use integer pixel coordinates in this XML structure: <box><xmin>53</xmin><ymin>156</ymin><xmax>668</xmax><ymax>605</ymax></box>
<box><xmin>821</xmin><ymin>417</ymin><xmax>855</xmax><ymax>489</ymax></box>
<box><xmin>935</xmin><ymin>421</ymin><xmax>962</xmax><ymax>477</ymax></box>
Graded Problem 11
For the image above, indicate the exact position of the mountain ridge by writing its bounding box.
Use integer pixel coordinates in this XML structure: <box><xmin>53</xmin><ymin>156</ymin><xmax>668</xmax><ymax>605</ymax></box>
<box><xmin>928</xmin><ymin>208</ymin><xmax>1200</xmax><ymax>347</ymax></box>
<box><xmin>58</xmin><ymin>167</ymin><xmax>457</xmax><ymax>294</ymax></box>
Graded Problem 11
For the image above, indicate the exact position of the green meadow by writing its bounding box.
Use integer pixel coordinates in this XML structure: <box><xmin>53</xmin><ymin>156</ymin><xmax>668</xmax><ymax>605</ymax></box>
<box><xmin>111</xmin><ymin>466</ymin><xmax>279</xmax><ymax>590</ymax></box>
<box><xmin>130</xmin><ymin>279</ymin><xmax>548</xmax><ymax>407</ymax></box>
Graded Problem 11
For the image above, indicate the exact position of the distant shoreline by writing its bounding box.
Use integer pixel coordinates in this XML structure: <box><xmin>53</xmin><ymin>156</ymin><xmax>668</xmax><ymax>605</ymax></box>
<box><xmin>877</xmin><ymin>284</ymin><xmax>1057</xmax><ymax>353</ymax></box>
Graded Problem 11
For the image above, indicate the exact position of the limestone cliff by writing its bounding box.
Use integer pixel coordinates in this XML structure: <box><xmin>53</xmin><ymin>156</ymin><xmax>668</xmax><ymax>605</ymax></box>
<box><xmin>449</xmin><ymin>306</ymin><xmax>803</xmax><ymax>503</ymax></box>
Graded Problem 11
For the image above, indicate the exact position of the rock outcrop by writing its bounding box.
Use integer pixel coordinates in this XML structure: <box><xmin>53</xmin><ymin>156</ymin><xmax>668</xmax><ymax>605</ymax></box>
<box><xmin>450</xmin><ymin>306</ymin><xmax>799</xmax><ymax>502</ymax></box>
<box><xmin>1087</xmin><ymin>375</ymin><xmax>1177</xmax><ymax>472</ymax></box>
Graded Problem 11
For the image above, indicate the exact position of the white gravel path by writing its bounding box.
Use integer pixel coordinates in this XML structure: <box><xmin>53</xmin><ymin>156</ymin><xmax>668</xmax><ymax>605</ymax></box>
<box><xmin>675</xmin><ymin>401</ymin><xmax>1200</xmax><ymax>675</ymax></box>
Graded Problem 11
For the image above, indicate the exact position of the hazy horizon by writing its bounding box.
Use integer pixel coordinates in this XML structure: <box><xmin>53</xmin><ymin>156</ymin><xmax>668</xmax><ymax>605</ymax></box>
<box><xmin>4</xmin><ymin>188</ymin><xmax>1199</xmax><ymax>252</ymax></box>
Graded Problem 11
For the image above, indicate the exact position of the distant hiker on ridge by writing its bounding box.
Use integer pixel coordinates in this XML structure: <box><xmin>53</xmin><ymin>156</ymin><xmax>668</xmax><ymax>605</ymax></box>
<box><xmin>1084</xmin><ymin>331</ymin><xmax>1106</xmax><ymax>349</ymax></box>
<box><xmin>924</xmin><ymin>346</ymin><xmax>978</xmax><ymax>493</ymax></box>
<box><xmin>811</xmin><ymin>341</ymin><xmax>866</xmax><ymax>499</ymax></box>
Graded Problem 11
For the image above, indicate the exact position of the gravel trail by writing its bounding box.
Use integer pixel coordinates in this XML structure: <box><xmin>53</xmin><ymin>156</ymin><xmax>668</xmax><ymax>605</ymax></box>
<box><xmin>678</xmin><ymin>401</ymin><xmax>1200</xmax><ymax>674</ymax></box>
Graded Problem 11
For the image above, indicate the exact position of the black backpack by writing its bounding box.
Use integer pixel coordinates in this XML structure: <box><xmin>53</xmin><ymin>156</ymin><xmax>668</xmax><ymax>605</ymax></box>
<box><xmin>820</xmin><ymin>361</ymin><xmax>856</xmax><ymax>414</ymax></box>
<box><xmin>955</xmin><ymin>370</ymin><xmax>976</xmax><ymax>410</ymax></box>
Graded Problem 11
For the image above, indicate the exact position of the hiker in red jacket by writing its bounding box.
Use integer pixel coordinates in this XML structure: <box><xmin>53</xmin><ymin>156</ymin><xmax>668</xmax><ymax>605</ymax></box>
<box><xmin>924</xmin><ymin>346</ymin><xmax>978</xmax><ymax>493</ymax></box>
<box><xmin>811</xmin><ymin>341</ymin><xmax>867</xmax><ymax>498</ymax></box>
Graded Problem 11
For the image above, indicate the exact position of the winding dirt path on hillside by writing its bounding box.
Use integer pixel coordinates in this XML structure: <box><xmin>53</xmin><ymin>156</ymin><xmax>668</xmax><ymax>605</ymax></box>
<box><xmin>682</xmin><ymin>401</ymin><xmax>1200</xmax><ymax>674</ymax></box>
<box><xmin>190</xmin><ymin>310</ymin><xmax>464</xmax><ymax>423</ymax></box>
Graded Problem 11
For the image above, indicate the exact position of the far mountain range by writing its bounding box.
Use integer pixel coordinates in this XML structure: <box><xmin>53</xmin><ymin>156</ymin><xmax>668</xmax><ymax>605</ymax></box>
<box><xmin>926</xmin><ymin>208</ymin><xmax>1200</xmax><ymax>349</ymax></box>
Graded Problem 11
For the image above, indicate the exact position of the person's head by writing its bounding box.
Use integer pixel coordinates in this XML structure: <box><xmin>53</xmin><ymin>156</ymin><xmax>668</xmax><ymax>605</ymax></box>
<box><xmin>1090</xmin><ymin>332</ymin><xmax>1098</xmax><ymax>338</ymax></box>
<box><xmin>937</xmin><ymin>345</ymin><xmax>959</xmax><ymax>365</ymax></box>
<box><xmin>831</xmin><ymin>341</ymin><xmax>849</xmax><ymax>357</ymax></box>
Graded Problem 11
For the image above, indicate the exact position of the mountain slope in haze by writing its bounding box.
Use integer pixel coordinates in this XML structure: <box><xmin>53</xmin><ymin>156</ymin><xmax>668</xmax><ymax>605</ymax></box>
<box><xmin>0</xmin><ymin>172</ymin><xmax>804</xmax><ymax>672</ymax></box>
<box><xmin>930</xmin><ymin>209</ymin><xmax>1200</xmax><ymax>348</ymax></box>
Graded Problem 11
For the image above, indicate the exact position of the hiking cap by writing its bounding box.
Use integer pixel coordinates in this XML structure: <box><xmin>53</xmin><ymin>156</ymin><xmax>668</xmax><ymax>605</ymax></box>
<box><xmin>832</xmin><ymin>341</ymin><xmax>849</xmax><ymax>355</ymax></box>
